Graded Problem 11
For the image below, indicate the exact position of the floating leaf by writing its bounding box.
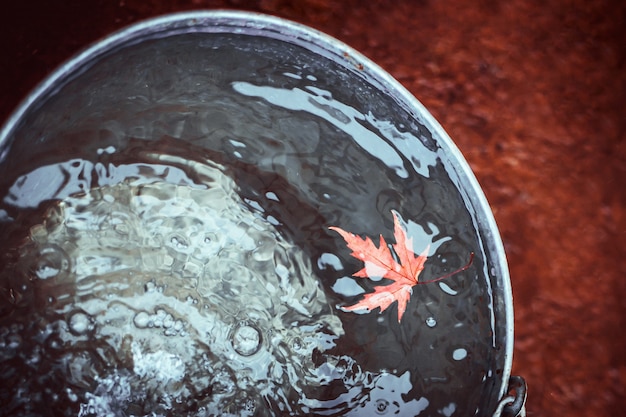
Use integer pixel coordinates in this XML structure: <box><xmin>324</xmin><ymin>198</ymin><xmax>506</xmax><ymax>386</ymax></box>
<box><xmin>330</xmin><ymin>211</ymin><xmax>473</xmax><ymax>322</ymax></box>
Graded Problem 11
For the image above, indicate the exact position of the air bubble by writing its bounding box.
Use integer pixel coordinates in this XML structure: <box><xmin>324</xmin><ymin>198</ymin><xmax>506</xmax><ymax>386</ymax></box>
<box><xmin>375</xmin><ymin>399</ymin><xmax>389</xmax><ymax>414</ymax></box>
<box><xmin>169</xmin><ymin>235</ymin><xmax>189</xmax><ymax>251</ymax></box>
<box><xmin>33</xmin><ymin>245</ymin><xmax>70</xmax><ymax>280</ymax></box>
<box><xmin>292</xmin><ymin>337</ymin><xmax>303</xmax><ymax>351</ymax></box>
<box><xmin>231</xmin><ymin>323</ymin><xmax>262</xmax><ymax>356</ymax></box>
<box><xmin>133</xmin><ymin>312</ymin><xmax>151</xmax><ymax>328</ymax></box>
<box><xmin>68</xmin><ymin>312</ymin><xmax>92</xmax><ymax>335</ymax></box>
<box><xmin>153</xmin><ymin>309</ymin><xmax>167</xmax><ymax>327</ymax></box>
<box><xmin>163</xmin><ymin>314</ymin><xmax>175</xmax><ymax>329</ymax></box>
<box><xmin>173</xmin><ymin>320</ymin><xmax>183</xmax><ymax>331</ymax></box>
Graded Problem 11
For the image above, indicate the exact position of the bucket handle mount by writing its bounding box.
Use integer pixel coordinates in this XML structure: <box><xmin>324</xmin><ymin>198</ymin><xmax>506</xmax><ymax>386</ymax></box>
<box><xmin>492</xmin><ymin>375</ymin><xmax>527</xmax><ymax>417</ymax></box>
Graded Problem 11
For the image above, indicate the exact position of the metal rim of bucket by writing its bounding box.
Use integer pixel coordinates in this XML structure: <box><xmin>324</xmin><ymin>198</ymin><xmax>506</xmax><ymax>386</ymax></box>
<box><xmin>0</xmin><ymin>10</ymin><xmax>524</xmax><ymax>416</ymax></box>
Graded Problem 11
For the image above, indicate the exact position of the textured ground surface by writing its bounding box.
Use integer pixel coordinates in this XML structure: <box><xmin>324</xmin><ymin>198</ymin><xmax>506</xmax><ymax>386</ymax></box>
<box><xmin>1</xmin><ymin>1</ymin><xmax>625</xmax><ymax>415</ymax></box>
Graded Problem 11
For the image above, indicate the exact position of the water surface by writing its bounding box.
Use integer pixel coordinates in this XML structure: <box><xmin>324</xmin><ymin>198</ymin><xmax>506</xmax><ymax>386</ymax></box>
<box><xmin>0</xmin><ymin>32</ymin><xmax>501</xmax><ymax>416</ymax></box>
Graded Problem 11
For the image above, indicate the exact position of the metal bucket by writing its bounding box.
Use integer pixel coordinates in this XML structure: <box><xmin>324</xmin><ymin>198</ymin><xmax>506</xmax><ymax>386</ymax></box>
<box><xmin>0</xmin><ymin>11</ymin><xmax>525</xmax><ymax>416</ymax></box>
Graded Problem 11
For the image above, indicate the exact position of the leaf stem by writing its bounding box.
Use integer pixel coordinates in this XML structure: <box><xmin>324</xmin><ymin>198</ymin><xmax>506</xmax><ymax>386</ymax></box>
<box><xmin>420</xmin><ymin>252</ymin><xmax>475</xmax><ymax>284</ymax></box>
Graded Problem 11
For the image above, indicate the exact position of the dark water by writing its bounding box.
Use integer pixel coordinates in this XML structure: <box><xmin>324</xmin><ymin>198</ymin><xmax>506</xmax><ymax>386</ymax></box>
<box><xmin>0</xmin><ymin>33</ymin><xmax>501</xmax><ymax>416</ymax></box>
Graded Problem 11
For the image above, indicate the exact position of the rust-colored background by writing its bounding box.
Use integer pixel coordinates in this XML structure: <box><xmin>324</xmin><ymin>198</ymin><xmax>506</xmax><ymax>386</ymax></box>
<box><xmin>1</xmin><ymin>1</ymin><xmax>625</xmax><ymax>415</ymax></box>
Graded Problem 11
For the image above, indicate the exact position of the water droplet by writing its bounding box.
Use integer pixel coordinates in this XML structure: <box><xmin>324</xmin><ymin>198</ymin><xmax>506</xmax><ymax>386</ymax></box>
<box><xmin>425</xmin><ymin>317</ymin><xmax>437</xmax><ymax>327</ymax></box>
<box><xmin>68</xmin><ymin>311</ymin><xmax>92</xmax><ymax>335</ymax></box>
<box><xmin>231</xmin><ymin>323</ymin><xmax>262</xmax><ymax>356</ymax></box>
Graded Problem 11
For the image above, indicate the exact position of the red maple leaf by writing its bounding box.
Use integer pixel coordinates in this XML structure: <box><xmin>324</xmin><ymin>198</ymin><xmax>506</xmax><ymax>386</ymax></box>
<box><xmin>329</xmin><ymin>211</ymin><xmax>473</xmax><ymax>323</ymax></box>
